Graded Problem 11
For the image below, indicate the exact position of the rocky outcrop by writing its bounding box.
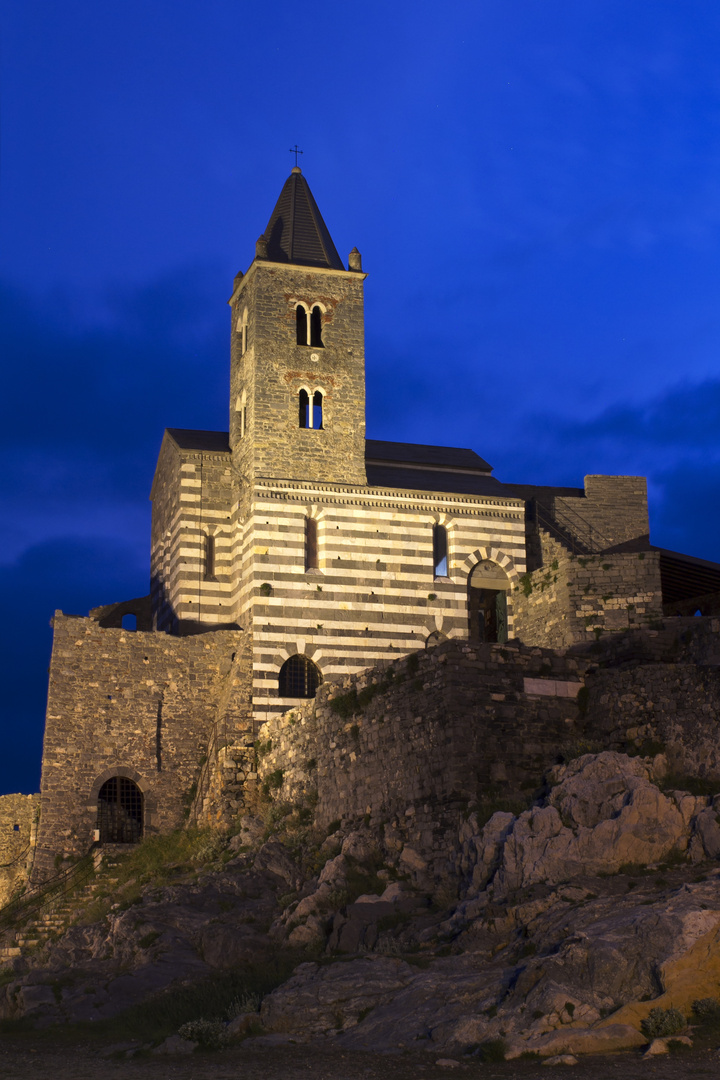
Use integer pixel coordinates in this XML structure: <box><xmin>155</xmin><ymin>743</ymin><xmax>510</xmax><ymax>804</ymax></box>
<box><xmin>4</xmin><ymin>751</ymin><xmax>720</xmax><ymax>1062</ymax></box>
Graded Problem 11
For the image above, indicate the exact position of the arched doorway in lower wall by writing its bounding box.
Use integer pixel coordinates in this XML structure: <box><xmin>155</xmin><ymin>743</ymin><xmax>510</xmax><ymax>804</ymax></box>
<box><xmin>468</xmin><ymin>560</ymin><xmax>510</xmax><ymax>643</ymax></box>
<box><xmin>97</xmin><ymin>776</ymin><xmax>144</xmax><ymax>844</ymax></box>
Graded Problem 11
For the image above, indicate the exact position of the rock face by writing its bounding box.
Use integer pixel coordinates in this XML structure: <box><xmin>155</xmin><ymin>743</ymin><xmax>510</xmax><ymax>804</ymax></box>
<box><xmin>492</xmin><ymin>753</ymin><xmax>688</xmax><ymax>892</ymax></box>
<box><xmin>4</xmin><ymin>752</ymin><xmax>720</xmax><ymax>1060</ymax></box>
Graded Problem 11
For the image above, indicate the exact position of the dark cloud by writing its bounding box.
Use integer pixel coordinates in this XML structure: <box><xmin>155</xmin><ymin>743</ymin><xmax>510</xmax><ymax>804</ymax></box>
<box><xmin>493</xmin><ymin>378</ymin><xmax>720</xmax><ymax>562</ymax></box>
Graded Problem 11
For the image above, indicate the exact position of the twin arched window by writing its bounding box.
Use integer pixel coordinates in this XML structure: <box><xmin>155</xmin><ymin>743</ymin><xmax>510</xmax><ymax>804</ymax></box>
<box><xmin>296</xmin><ymin>304</ymin><xmax>323</xmax><ymax>347</ymax></box>
<box><xmin>299</xmin><ymin>389</ymin><xmax>324</xmax><ymax>429</ymax></box>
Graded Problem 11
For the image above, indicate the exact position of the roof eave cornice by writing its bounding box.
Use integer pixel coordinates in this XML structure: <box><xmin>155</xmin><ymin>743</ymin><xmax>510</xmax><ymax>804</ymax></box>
<box><xmin>228</xmin><ymin>259</ymin><xmax>367</xmax><ymax>305</ymax></box>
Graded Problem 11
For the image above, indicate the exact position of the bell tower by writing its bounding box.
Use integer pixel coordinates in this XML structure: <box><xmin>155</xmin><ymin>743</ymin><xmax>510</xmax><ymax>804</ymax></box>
<box><xmin>228</xmin><ymin>168</ymin><xmax>367</xmax><ymax>487</ymax></box>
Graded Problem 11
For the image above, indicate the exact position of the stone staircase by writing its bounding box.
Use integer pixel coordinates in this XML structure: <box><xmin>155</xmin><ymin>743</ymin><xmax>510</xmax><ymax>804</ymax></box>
<box><xmin>0</xmin><ymin>848</ymin><xmax>129</xmax><ymax>961</ymax></box>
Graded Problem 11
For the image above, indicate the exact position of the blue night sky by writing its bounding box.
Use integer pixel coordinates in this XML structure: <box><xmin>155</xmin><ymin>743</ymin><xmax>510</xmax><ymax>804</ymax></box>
<box><xmin>2</xmin><ymin>1</ymin><xmax>720</xmax><ymax>794</ymax></box>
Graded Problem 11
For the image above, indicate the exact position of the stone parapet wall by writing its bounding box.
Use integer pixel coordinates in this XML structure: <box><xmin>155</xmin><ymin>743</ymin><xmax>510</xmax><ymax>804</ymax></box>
<box><xmin>513</xmin><ymin>531</ymin><xmax>663</xmax><ymax>648</ymax></box>
<box><xmin>583</xmin><ymin>616</ymin><xmax>720</xmax><ymax>778</ymax></box>
<box><xmin>256</xmin><ymin>639</ymin><xmax>589</xmax><ymax>877</ymax></box>
<box><xmin>0</xmin><ymin>795</ymin><xmax>39</xmax><ymax>907</ymax></box>
<box><xmin>252</xmin><ymin>620</ymin><xmax>720</xmax><ymax>878</ymax></box>
<box><xmin>556</xmin><ymin>475</ymin><xmax>650</xmax><ymax>549</ymax></box>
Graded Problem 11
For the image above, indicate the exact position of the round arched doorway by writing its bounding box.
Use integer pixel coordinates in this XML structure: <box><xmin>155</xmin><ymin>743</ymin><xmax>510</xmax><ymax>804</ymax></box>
<box><xmin>278</xmin><ymin>655</ymin><xmax>322</xmax><ymax>698</ymax></box>
<box><xmin>97</xmin><ymin>776</ymin><xmax>144</xmax><ymax>844</ymax></box>
<box><xmin>468</xmin><ymin>560</ymin><xmax>510</xmax><ymax>643</ymax></box>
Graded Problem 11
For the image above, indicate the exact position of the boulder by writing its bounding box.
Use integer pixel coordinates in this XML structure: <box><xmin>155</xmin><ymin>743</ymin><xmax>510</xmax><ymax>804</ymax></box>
<box><xmin>506</xmin><ymin>1023</ymin><xmax>646</xmax><ymax>1058</ymax></box>
<box><xmin>253</xmin><ymin>841</ymin><xmax>302</xmax><ymax>887</ymax></box>
<box><xmin>496</xmin><ymin>755</ymin><xmax>687</xmax><ymax>891</ymax></box>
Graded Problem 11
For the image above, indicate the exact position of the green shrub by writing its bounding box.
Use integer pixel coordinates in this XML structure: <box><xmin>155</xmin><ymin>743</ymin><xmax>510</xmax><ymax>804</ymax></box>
<box><xmin>692</xmin><ymin>997</ymin><xmax>720</xmax><ymax>1024</ymax></box>
<box><xmin>477</xmin><ymin>1038</ymin><xmax>507</xmax><ymax>1062</ymax></box>
<box><xmin>640</xmin><ymin>1006</ymin><xmax>685</xmax><ymax>1039</ymax></box>
<box><xmin>259</xmin><ymin>583</ymin><xmax>272</xmax><ymax>596</ymax></box>
<box><xmin>329</xmin><ymin>689</ymin><xmax>359</xmax><ymax>719</ymax></box>
<box><xmin>178</xmin><ymin>1018</ymin><xmax>229</xmax><ymax>1049</ymax></box>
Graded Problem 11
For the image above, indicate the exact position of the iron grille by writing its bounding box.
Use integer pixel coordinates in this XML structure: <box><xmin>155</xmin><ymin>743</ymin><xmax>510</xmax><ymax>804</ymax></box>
<box><xmin>97</xmin><ymin>776</ymin><xmax>143</xmax><ymax>844</ymax></box>
<box><xmin>279</xmin><ymin>655</ymin><xmax>321</xmax><ymax>698</ymax></box>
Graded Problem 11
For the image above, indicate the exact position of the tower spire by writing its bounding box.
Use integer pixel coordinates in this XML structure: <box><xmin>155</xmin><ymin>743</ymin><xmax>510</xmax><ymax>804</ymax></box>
<box><xmin>259</xmin><ymin>170</ymin><xmax>344</xmax><ymax>270</ymax></box>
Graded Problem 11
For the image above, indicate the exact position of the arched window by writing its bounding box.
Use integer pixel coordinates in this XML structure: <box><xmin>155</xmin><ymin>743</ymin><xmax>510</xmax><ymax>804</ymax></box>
<box><xmin>310</xmin><ymin>305</ymin><xmax>323</xmax><ymax>347</ymax></box>
<box><xmin>204</xmin><ymin>534</ymin><xmax>216</xmax><ymax>580</ymax></box>
<box><xmin>121</xmin><ymin>613</ymin><xmax>137</xmax><ymax>631</ymax></box>
<box><xmin>236</xmin><ymin>389</ymin><xmax>247</xmax><ymax>438</ymax></box>
<box><xmin>279</xmin><ymin>655</ymin><xmax>322</xmax><ymax>698</ymax></box>
<box><xmin>313</xmin><ymin>390</ymin><xmax>324</xmax><ymax>430</ymax></box>
<box><xmin>299</xmin><ymin>388</ymin><xmax>310</xmax><ymax>428</ymax></box>
<box><xmin>236</xmin><ymin>307</ymin><xmax>248</xmax><ymax>355</ymax></box>
<box><xmin>433</xmin><ymin>524</ymin><xmax>448</xmax><ymax>577</ymax></box>
<box><xmin>296</xmin><ymin>304</ymin><xmax>308</xmax><ymax>346</ymax></box>
<box><xmin>97</xmin><ymin>777</ymin><xmax>143</xmax><ymax>844</ymax></box>
<box><xmin>305</xmin><ymin>517</ymin><xmax>318</xmax><ymax>570</ymax></box>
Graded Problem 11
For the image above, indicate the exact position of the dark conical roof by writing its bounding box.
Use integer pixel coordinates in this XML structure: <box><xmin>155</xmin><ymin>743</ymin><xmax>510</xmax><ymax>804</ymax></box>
<box><xmin>261</xmin><ymin>168</ymin><xmax>344</xmax><ymax>270</ymax></box>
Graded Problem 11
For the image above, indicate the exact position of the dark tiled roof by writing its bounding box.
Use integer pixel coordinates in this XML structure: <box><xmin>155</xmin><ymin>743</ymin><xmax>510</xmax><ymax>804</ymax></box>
<box><xmin>166</xmin><ymin>428</ymin><xmax>230</xmax><ymax>453</ymax></box>
<box><xmin>657</xmin><ymin>547</ymin><xmax>720</xmax><ymax>605</ymax></box>
<box><xmin>262</xmin><ymin>169</ymin><xmax>344</xmax><ymax>270</ymax></box>
<box><xmin>366</xmin><ymin>464</ymin><xmax>507</xmax><ymax>497</ymax></box>
<box><xmin>365</xmin><ymin>439</ymin><xmax>493</xmax><ymax>473</ymax></box>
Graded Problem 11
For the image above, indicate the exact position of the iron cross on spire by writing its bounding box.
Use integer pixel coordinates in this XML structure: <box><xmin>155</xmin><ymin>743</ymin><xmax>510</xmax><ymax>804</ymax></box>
<box><xmin>289</xmin><ymin>145</ymin><xmax>304</xmax><ymax>167</ymax></box>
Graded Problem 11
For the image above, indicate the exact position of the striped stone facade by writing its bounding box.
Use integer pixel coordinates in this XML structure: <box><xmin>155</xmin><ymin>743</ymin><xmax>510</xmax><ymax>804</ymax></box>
<box><xmin>148</xmin><ymin>173</ymin><xmax>529</xmax><ymax>730</ymax></box>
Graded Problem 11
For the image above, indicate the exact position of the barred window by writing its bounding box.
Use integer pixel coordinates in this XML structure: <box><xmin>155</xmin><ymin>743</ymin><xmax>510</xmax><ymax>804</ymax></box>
<box><xmin>97</xmin><ymin>777</ymin><xmax>143</xmax><ymax>844</ymax></box>
<box><xmin>279</xmin><ymin>655</ymin><xmax>322</xmax><ymax>698</ymax></box>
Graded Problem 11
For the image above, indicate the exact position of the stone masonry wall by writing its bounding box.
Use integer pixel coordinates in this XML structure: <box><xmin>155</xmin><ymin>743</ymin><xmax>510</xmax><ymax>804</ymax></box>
<box><xmin>583</xmin><ymin>616</ymin><xmax>720</xmax><ymax>780</ymax></box>
<box><xmin>556</xmin><ymin>475</ymin><xmax>650</xmax><ymax>549</ymax></box>
<box><xmin>255</xmin><ymin>639</ymin><xmax>589</xmax><ymax>881</ymax></box>
<box><xmin>512</xmin><ymin>530</ymin><xmax>663</xmax><ymax>648</ymax></box>
<box><xmin>34</xmin><ymin>615</ymin><xmax>247</xmax><ymax>879</ymax></box>
<box><xmin>0</xmin><ymin>795</ymin><xmax>39</xmax><ymax>906</ymax></box>
<box><xmin>248</xmin><ymin>620</ymin><xmax>720</xmax><ymax>882</ymax></box>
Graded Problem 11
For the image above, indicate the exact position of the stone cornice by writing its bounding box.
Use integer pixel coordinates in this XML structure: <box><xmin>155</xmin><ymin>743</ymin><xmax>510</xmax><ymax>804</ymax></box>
<box><xmin>252</xmin><ymin>479</ymin><xmax>525</xmax><ymax>518</ymax></box>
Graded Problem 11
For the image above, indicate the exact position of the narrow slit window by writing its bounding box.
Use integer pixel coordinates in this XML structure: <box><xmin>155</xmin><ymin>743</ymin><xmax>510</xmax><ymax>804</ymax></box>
<box><xmin>433</xmin><ymin>524</ymin><xmax>448</xmax><ymax>577</ymax></box>
<box><xmin>310</xmin><ymin>305</ymin><xmax>323</xmax><ymax>347</ymax></box>
<box><xmin>305</xmin><ymin>517</ymin><xmax>318</xmax><ymax>570</ymax></box>
<box><xmin>237</xmin><ymin>389</ymin><xmax>247</xmax><ymax>438</ymax></box>
<box><xmin>237</xmin><ymin>308</ymin><xmax>248</xmax><ymax>354</ymax></box>
<box><xmin>296</xmin><ymin>304</ymin><xmax>308</xmax><ymax>346</ymax></box>
<box><xmin>313</xmin><ymin>390</ymin><xmax>323</xmax><ymax>430</ymax></box>
<box><xmin>299</xmin><ymin>388</ymin><xmax>310</xmax><ymax>428</ymax></box>
<box><xmin>204</xmin><ymin>534</ymin><xmax>216</xmax><ymax>579</ymax></box>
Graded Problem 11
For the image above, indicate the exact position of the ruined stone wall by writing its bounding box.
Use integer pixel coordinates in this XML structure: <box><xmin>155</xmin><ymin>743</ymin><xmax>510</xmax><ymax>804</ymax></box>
<box><xmin>556</xmin><ymin>475</ymin><xmax>650</xmax><ymax>549</ymax></box>
<box><xmin>250</xmin><ymin>620</ymin><xmax>720</xmax><ymax>877</ymax></box>
<box><xmin>512</xmin><ymin>531</ymin><xmax>663</xmax><ymax>648</ymax></box>
<box><xmin>34</xmin><ymin>615</ymin><xmax>247</xmax><ymax>879</ymax></box>
<box><xmin>583</xmin><ymin>616</ymin><xmax>720</xmax><ymax>779</ymax></box>
<box><xmin>0</xmin><ymin>795</ymin><xmax>38</xmax><ymax>906</ymax></box>
<box><xmin>255</xmin><ymin>639</ymin><xmax>589</xmax><ymax>876</ymax></box>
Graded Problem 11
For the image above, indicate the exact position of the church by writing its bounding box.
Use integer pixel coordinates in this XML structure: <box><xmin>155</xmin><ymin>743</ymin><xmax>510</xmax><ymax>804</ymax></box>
<box><xmin>31</xmin><ymin>168</ymin><xmax>720</xmax><ymax>878</ymax></box>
